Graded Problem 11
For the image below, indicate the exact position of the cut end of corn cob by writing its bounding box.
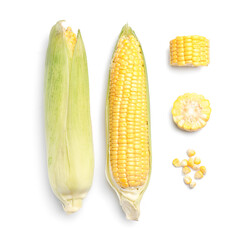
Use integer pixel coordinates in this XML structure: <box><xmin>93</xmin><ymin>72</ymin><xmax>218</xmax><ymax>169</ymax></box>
<box><xmin>170</xmin><ymin>35</ymin><xmax>209</xmax><ymax>66</ymax></box>
<box><xmin>172</xmin><ymin>93</ymin><xmax>211</xmax><ymax>131</ymax></box>
<box><xmin>106</xmin><ymin>24</ymin><xmax>151</xmax><ymax>220</ymax></box>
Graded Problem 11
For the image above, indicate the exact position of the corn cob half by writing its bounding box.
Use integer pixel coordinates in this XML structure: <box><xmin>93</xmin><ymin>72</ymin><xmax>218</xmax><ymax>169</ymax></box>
<box><xmin>170</xmin><ymin>35</ymin><xmax>209</xmax><ymax>66</ymax></box>
<box><xmin>45</xmin><ymin>21</ymin><xmax>94</xmax><ymax>213</ymax></box>
<box><xmin>106</xmin><ymin>24</ymin><xmax>152</xmax><ymax>220</ymax></box>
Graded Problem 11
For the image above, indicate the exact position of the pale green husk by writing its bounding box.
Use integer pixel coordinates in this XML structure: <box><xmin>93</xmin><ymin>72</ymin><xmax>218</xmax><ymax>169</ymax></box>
<box><xmin>105</xmin><ymin>24</ymin><xmax>152</xmax><ymax>220</ymax></box>
<box><xmin>45</xmin><ymin>21</ymin><xmax>94</xmax><ymax>213</ymax></box>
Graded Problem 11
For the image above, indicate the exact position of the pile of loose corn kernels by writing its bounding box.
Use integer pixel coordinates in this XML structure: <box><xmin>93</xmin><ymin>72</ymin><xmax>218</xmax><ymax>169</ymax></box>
<box><xmin>172</xmin><ymin>149</ymin><xmax>206</xmax><ymax>189</ymax></box>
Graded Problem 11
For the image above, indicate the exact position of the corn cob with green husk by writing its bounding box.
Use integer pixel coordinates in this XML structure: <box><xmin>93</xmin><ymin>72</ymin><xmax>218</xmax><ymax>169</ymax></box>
<box><xmin>44</xmin><ymin>21</ymin><xmax>94</xmax><ymax>213</ymax></box>
<box><xmin>106</xmin><ymin>24</ymin><xmax>152</xmax><ymax>220</ymax></box>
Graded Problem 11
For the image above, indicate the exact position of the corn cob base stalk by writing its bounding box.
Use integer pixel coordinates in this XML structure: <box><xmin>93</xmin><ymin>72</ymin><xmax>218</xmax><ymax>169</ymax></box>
<box><xmin>106</xmin><ymin>24</ymin><xmax>152</xmax><ymax>220</ymax></box>
<box><xmin>45</xmin><ymin>21</ymin><xmax>94</xmax><ymax>213</ymax></box>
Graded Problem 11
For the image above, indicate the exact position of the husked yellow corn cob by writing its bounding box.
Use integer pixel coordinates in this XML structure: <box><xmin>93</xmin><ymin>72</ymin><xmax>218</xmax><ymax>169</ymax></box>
<box><xmin>109</xmin><ymin>32</ymin><xmax>150</xmax><ymax>189</ymax></box>
<box><xmin>106</xmin><ymin>24</ymin><xmax>151</xmax><ymax>220</ymax></box>
<box><xmin>170</xmin><ymin>36</ymin><xmax>209</xmax><ymax>66</ymax></box>
<box><xmin>172</xmin><ymin>93</ymin><xmax>211</xmax><ymax>131</ymax></box>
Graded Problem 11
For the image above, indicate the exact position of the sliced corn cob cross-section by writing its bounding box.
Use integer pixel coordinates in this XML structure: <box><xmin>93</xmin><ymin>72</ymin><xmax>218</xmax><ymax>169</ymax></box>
<box><xmin>172</xmin><ymin>93</ymin><xmax>211</xmax><ymax>131</ymax></box>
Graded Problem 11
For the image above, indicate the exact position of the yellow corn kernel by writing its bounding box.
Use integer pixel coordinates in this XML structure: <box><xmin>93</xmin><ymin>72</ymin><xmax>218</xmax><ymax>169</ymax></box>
<box><xmin>192</xmin><ymin>164</ymin><xmax>200</xmax><ymax>171</ymax></box>
<box><xmin>172</xmin><ymin>158</ymin><xmax>181</xmax><ymax>167</ymax></box>
<box><xmin>182</xmin><ymin>166</ymin><xmax>191</xmax><ymax>175</ymax></box>
<box><xmin>184</xmin><ymin>175</ymin><xmax>192</xmax><ymax>185</ymax></box>
<box><xmin>172</xmin><ymin>93</ymin><xmax>211</xmax><ymax>131</ymax></box>
<box><xmin>189</xmin><ymin>181</ymin><xmax>196</xmax><ymax>189</ymax></box>
<box><xmin>180</xmin><ymin>159</ymin><xmax>188</xmax><ymax>167</ymax></box>
<box><xmin>187</xmin><ymin>157</ymin><xmax>194</xmax><ymax>168</ymax></box>
<box><xmin>200</xmin><ymin>166</ymin><xmax>207</xmax><ymax>175</ymax></box>
<box><xmin>170</xmin><ymin>35</ymin><xmax>209</xmax><ymax>67</ymax></box>
<box><xmin>106</xmin><ymin>24</ymin><xmax>151</xmax><ymax>221</ymax></box>
<box><xmin>194</xmin><ymin>171</ymin><xmax>204</xmax><ymax>179</ymax></box>
<box><xmin>187</xmin><ymin>149</ymin><xmax>196</xmax><ymax>157</ymax></box>
<box><xmin>194</xmin><ymin>156</ymin><xmax>201</xmax><ymax>165</ymax></box>
<box><xmin>64</xmin><ymin>27</ymin><xmax>77</xmax><ymax>57</ymax></box>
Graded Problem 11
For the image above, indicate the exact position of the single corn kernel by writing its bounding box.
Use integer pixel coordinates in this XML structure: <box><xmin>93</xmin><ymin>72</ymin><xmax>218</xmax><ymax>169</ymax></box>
<box><xmin>184</xmin><ymin>175</ymin><xmax>192</xmax><ymax>185</ymax></box>
<box><xmin>187</xmin><ymin>158</ymin><xmax>194</xmax><ymax>168</ymax></box>
<box><xmin>192</xmin><ymin>164</ymin><xmax>200</xmax><ymax>171</ymax></box>
<box><xmin>190</xmin><ymin>181</ymin><xmax>196</xmax><ymax>189</ymax></box>
<box><xmin>194</xmin><ymin>171</ymin><xmax>204</xmax><ymax>179</ymax></box>
<box><xmin>172</xmin><ymin>93</ymin><xmax>211</xmax><ymax>131</ymax></box>
<box><xmin>187</xmin><ymin>149</ymin><xmax>196</xmax><ymax>157</ymax></box>
<box><xmin>194</xmin><ymin>156</ymin><xmax>201</xmax><ymax>165</ymax></box>
<box><xmin>170</xmin><ymin>35</ymin><xmax>209</xmax><ymax>67</ymax></box>
<box><xmin>172</xmin><ymin>158</ymin><xmax>181</xmax><ymax>167</ymax></box>
<box><xmin>200</xmin><ymin>166</ymin><xmax>207</xmax><ymax>175</ymax></box>
<box><xmin>180</xmin><ymin>159</ymin><xmax>188</xmax><ymax>167</ymax></box>
<box><xmin>182</xmin><ymin>166</ymin><xmax>191</xmax><ymax>175</ymax></box>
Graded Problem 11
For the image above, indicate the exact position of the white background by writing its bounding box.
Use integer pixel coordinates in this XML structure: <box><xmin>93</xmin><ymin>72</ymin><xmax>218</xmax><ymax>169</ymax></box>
<box><xmin>1</xmin><ymin>0</ymin><xmax>250</xmax><ymax>239</ymax></box>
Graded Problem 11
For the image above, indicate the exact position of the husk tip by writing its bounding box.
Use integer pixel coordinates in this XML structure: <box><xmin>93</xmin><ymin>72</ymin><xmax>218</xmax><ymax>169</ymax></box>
<box><xmin>120</xmin><ymin>23</ymin><xmax>134</xmax><ymax>37</ymax></box>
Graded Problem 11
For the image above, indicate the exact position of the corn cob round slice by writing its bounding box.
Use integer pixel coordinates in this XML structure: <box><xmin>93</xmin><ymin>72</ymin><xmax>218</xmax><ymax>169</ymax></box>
<box><xmin>170</xmin><ymin>35</ymin><xmax>209</xmax><ymax>66</ymax></box>
<box><xmin>172</xmin><ymin>93</ymin><xmax>211</xmax><ymax>131</ymax></box>
<box><xmin>106</xmin><ymin>24</ymin><xmax>151</xmax><ymax>220</ymax></box>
